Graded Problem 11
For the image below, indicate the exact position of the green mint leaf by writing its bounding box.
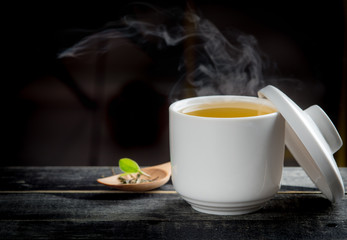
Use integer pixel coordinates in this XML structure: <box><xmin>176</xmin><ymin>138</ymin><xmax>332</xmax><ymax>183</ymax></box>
<box><xmin>119</xmin><ymin>158</ymin><xmax>140</xmax><ymax>174</ymax></box>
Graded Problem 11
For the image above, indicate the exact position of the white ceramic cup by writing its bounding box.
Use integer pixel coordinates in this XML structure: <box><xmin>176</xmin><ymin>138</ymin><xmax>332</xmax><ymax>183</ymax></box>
<box><xmin>169</xmin><ymin>95</ymin><xmax>285</xmax><ymax>215</ymax></box>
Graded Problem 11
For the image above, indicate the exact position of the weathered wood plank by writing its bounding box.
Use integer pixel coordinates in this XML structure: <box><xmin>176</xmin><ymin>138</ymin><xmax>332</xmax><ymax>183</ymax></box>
<box><xmin>1</xmin><ymin>192</ymin><xmax>346</xmax><ymax>221</ymax></box>
<box><xmin>0</xmin><ymin>167</ymin><xmax>346</xmax><ymax>239</ymax></box>
<box><xmin>0</xmin><ymin>193</ymin><xmax>346</xmax><ymax>239</ymax></box>
<box><xmin>0</xmin><ymin>167</ymin><xmax>346</xmax><ymax>191</ymax></box>
<box><xmin>0</xmin><ymin>166</ymin><xmax>174</xmax><ymax>191</ymax></box>
<box><xmin>0</xmin><ymin>218</ymin><xmax>345</xmax><ymax>240</ymax></box>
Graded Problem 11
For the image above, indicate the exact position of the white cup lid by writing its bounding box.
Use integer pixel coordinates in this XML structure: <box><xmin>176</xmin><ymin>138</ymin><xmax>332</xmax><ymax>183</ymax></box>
<box><xmin>258</xmin><ymin>85</ymin><xmax>345</xmax><ymax>202</ymax></box>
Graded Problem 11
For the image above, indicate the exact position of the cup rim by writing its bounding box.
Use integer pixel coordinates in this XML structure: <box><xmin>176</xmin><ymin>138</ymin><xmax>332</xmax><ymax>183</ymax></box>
<box><xmin>169</xmin><ymin>95</ymin><xmax>279</xmax><ymax>120</ymax></box>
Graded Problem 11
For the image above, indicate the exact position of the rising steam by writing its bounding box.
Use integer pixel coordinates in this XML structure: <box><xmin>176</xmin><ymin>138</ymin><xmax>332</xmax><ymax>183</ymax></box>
<box><xmin>58</xmin><ymin>5</ymin><xmax>268</xmax><ymax>101</ymax></box>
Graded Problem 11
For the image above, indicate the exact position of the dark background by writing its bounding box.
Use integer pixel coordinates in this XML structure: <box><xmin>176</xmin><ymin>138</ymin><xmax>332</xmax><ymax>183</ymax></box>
<box><xmin>4</xmin><ymin>1</ymin><xmax>346</xmax><ymax>166</ymax></box>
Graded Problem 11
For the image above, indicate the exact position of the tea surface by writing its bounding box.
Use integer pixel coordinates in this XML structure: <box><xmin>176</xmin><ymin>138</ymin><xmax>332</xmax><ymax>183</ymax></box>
<box><xmin>183</xmin><ymin>102</ymin><xmax>276</xmax><ymax>118</ymax></box>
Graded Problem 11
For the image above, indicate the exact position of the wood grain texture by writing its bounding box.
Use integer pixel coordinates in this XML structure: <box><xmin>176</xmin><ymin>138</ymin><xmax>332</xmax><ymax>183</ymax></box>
<box><xmin>0</xmin><ymin>167</ymin><xmax>346</xmax><ymax>239</ymax></box>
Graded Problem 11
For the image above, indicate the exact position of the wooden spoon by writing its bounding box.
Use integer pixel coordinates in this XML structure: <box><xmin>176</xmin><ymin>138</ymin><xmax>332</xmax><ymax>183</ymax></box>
<box><xmin>97</xmin><ymin>162</ymin><xmax>171</xmax><ymax>191</ymax></box>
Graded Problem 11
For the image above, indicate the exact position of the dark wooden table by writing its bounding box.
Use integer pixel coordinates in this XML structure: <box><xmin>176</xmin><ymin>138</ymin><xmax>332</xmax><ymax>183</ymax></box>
<box><xmin>0</xmin><ymin>166</ymin><xmax>346</xmax><ymax>239</ymax></box>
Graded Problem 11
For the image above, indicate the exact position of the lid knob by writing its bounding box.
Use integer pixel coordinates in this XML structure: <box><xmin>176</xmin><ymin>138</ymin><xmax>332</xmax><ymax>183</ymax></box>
<box><xmin>304</xmin><ymin>105</ymin><xmax>343</xmax><ymax>154</ymax></box>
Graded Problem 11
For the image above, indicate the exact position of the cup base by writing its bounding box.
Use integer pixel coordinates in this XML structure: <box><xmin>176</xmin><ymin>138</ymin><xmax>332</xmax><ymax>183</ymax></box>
<box><xmin>181</xmin><ymin>195</ymin><xmax>271</xmax><ymax>215</ymax></box>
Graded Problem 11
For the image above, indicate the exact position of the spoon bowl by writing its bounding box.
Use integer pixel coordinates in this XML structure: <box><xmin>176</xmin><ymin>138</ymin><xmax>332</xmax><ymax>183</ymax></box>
<box><xmin>97</xmin><ymin>162</ymin><xmax>171</xmax><ymax>191</ymax></box>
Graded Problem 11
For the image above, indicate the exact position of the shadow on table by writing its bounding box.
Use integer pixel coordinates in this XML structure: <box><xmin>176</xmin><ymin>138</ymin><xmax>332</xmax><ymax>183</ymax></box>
<box><xmin>261</xmin><ymin>193</ymin><xmax>333</xmax><ymax>215</ymax></box>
